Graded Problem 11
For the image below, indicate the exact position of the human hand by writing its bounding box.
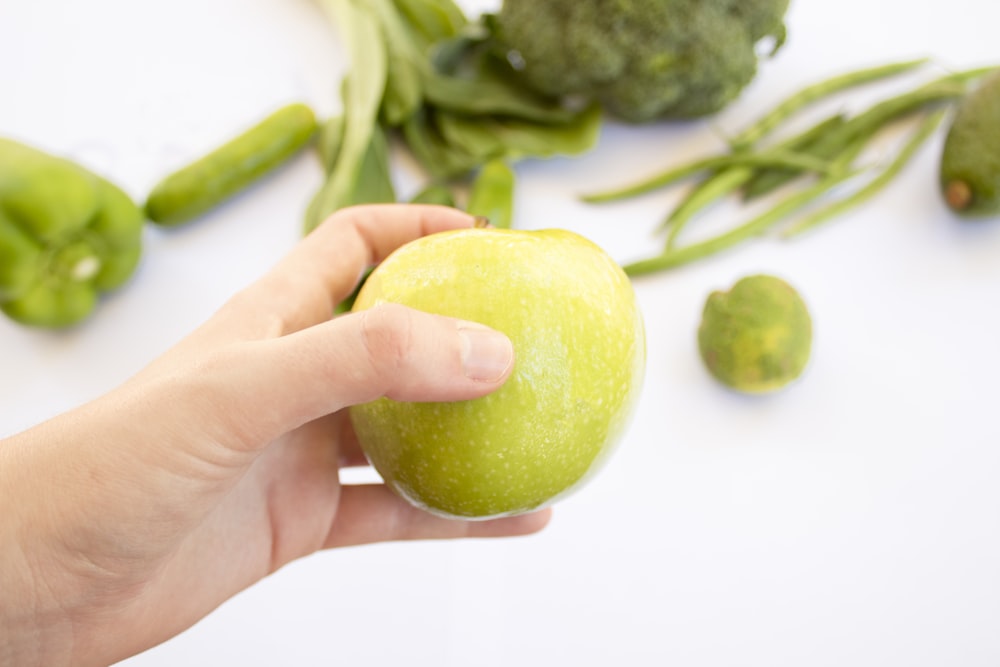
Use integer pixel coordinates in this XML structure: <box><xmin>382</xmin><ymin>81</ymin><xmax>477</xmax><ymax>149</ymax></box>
<box><xmin>0</xmin><ymin>204</ymin><xmax>551</xmax><ymax>666</ymax></box>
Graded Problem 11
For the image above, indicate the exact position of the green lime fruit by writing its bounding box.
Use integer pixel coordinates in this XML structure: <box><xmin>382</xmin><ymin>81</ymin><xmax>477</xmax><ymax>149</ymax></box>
<box><xmin>350</xmin><ymin>226</ymin><xmax>646</xmax><ymax>519</ymax></box>
<box><xmin>698</xmin><ymin>274</ymin><xmax>812</xmax><ymax>394</ymax></box>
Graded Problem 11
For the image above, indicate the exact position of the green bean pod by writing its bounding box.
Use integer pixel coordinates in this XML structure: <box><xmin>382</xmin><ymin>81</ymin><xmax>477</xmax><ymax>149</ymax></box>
<box><xmin>743</xmin><ymin>74</ymin><xmax>983</xmax><ymax>201</ymax></box>
<box><xmin>145</xmin><ymin>102</ymin><xmax>317</xmax><ymax>226</ymax></box>
<box><xmin>729</xmin><ymin>58</ymin><xmax>929</xmax><ymax>149</ymax></box>
<box><xmin>663</xmin><ymin>114</ymin><xmax>847</xmax><ymax>249</ymax></box>
<box><xmin>466</xmin><ymin>159</ymin><xmax>516</xmax><ymax>229</ymax></box>
<box><xmin>624</xmin><ymin>169</ymin><xmax>859</xmax><ymax>277</ymax></box>
<box><xmin>784</xmin><ymin>110</ymin><xmax>947</xmax><ymax>237</ymax></box>
<box><xmin>581</xmin><ymin>150</ymin><xmax>835</xmax><ymax>204</ymax></box>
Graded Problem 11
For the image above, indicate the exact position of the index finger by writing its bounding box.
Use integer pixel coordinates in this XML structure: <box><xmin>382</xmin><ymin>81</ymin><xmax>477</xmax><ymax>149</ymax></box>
<box><xmin>219</xmin><ymin>204</ymin><xmax>476</xmax><ymax>338</ymax></box>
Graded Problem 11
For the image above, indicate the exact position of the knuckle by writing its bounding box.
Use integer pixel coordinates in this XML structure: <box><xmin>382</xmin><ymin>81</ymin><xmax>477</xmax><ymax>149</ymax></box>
<box><xmin>359</xmin><ymin>303</ymin><xmax>415</xmax><ymax>381</ymax></box>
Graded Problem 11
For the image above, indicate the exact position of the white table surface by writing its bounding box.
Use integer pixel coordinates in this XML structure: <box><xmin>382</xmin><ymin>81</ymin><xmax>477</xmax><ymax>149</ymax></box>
<box><xmin>3</xmin><ymin>1</ymin><xmax>1000</xmax><ymax>665</ymax></box>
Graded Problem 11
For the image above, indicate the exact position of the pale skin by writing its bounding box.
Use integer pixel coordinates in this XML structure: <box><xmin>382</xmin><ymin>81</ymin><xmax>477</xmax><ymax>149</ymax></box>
<box><xmin>0</xmin><ymin>204</ymin><xmax>551</xmax><ymax>666</ymax></box>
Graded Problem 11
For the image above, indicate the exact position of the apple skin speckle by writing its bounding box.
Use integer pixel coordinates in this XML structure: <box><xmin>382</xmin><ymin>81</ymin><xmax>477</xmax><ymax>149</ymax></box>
<box><xmin>349</xmin><ymin>227</ymin><xmax>646</xmax><ymax>519</ymax></box>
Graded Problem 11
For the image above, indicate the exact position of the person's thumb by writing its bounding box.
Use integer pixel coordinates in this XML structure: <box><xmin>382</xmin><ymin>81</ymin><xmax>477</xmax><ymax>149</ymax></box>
<box><xmin>242</xmin><ymin>303</ymin><xmax>515</xmax><ymax>439</ymax></box>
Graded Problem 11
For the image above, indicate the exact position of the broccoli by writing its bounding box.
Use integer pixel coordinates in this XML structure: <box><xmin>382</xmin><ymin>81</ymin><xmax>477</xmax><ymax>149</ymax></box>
<box><xmin>490</xmin><ymin>0</ymin><xmax>791</xmax><ymax>123</ymax></box>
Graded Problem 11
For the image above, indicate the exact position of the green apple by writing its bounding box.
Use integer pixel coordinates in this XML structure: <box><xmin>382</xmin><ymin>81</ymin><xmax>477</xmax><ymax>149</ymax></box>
<box><xmin>349</xmin><ymin>226</ymin><xmax>646</xmax><ymax>519</ymax></box>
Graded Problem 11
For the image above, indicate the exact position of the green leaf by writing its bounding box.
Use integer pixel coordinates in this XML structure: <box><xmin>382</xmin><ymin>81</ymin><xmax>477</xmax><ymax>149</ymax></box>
<box><xmin>434</xmin><ymin>111</ymin><xmax>506</xmax><ymax>164</ymax></box>
<box><xmin>391</xmin><ymin>0</ymin><xmax>466</xmax><ymax>44</ymax></box>
<box><xmin>495</xmin><ymin>104</ymin><xmax>603</xmax><ymax>160</ymax></box>
<box><xmin>381</xmin><ymin>52</ymin><xmax>424</xmax><ymax>126</ymax></box>
<box><xmin>422</xmin><ymin>69</ymin><xmax>576</xmax><ymax>124</ymax></box>
<box><xmin>409</xmin><ymin>183</ymin><xmax>456</xmax><ymax>206</ymax></box>
<box><xmin>402</xmin><ymin>110</ymin><xmax>484</xmax><ymax>180</ymax></box>
<box><xmin>306</xmin><ymin>125</ymin><xmax>396</xmax><ymax>229</ymax></box>
<box><xmin>309</xmin><ymin>0</ymin><xmax>388</xmax><ymax>234</ymax></box>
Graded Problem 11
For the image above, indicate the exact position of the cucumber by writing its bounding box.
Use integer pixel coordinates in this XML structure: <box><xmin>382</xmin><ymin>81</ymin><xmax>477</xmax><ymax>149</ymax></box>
<box><xmin>145</xmin><ymin>102</ymin><xmax>317</xmax><ymax>226</ymax></box>
<box><xmin>940</xmin><ymin>71</ymin><xmax>1000</xmax><ymax>218</ymax></box>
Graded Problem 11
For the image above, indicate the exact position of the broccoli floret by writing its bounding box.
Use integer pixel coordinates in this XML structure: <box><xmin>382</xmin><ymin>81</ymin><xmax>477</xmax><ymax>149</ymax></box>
<box><xmin>492</xmin><ymin>0</ymin><xmax>790</xmax><ymax>123</ymax></box>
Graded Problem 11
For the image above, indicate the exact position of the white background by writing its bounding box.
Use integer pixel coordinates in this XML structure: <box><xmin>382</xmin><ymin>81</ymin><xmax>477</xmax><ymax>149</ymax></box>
<box><xmin>3</xmin><ymin>0</ymin><xmax>1000</xmax><ymax>665</ymax></box>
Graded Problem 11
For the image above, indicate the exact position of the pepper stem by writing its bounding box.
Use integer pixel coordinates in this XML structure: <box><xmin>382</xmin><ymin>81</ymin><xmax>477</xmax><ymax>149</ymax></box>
<box><xmin>51</xmin><ymin>241</ymin><xmax>102</xmax><ymax>283</ymax></box>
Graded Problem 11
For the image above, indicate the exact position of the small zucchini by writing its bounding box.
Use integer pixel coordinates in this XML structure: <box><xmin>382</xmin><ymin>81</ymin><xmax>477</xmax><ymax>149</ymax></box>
<box><xmin>145</xmin><ymin>102</ymin><xmax>317</xmax><ymax>226</ymax></box>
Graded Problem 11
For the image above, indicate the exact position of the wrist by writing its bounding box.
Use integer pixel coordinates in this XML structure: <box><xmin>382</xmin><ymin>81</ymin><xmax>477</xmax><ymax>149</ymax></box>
<box><xmin>0</xmin><ymin>417</ymin><xmax>145</xmax><ymax>667</ymax></box>
<box><xmin>0</xmin><ymin>435</ymin><xmax>76</xmax><ymax>665</ymax></box>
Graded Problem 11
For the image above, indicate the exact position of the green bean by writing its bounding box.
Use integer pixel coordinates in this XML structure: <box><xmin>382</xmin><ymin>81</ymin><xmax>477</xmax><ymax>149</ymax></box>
<box><xmin>663</xmin><ymin>169</ymin><xmax>753</xmax><ymax>244</ymax></box>
<box><xmin>621</xmin><ymin>66</ymin><xmax>998</xmax><ymax>275</ymax></box>
<box><xmin>581</xmin><ymin>150</ymin><xmax>836</xmax><ymax>204</ymax></box>
<box><xmin>782</xmin><ymin>110</ymin><xmax>947</xmax><ymax>238</ymax></box>
<box><xmin>742</xmin><ymin>77</ymin><xmax>971</xmax><ymax>201</ymax></box>
<box><xmin>663</xmin><ymin>114</ymin><xmax>847</xmax><ymax>249</ymax></box>
<box><xmin>632</xmin><ymin>136</ymin><xmax>873</xmax><ymax>274</ymax></box>
<box><xmin>730</xmin><ymin>58</ymin><xmax>929</xmax><ymax>149</ymax></box>
<box><xmin>623</xmin><ymin>169</ymin><xmax>859</xmax><ymax>277</ymax></box>
<box><xmin>467</xmin><ymin>159</ymin><xmax>516</xmax><ymax>229</ymax></box>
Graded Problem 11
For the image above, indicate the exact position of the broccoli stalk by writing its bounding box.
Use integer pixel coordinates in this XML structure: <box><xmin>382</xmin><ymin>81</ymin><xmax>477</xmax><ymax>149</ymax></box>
<box><xmin>490</xmin><ymin>0</ymin><xmax>790</xmax><ymax>123</ymax></box>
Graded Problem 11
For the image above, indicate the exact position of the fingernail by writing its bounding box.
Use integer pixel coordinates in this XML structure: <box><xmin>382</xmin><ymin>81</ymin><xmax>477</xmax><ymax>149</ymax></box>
<box><xmin>459</xmin><ymin>326</ymin><xmax>514</xmax><ymax>382</ymax></box>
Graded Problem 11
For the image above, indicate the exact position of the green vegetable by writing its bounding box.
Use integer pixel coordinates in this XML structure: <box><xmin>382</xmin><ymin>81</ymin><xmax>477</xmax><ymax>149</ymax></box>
<box><xmin>466</xmin><ymin>159</ymin><xmax>515</xmax><ymax>229</ymax></box>
<box><xmin>940</xmin><ymin>70</ymin><xmax>1000</xmax><ymax>217</ymax></box>
<box><xmin>420</xmin><ymin>69</ymin><xmax>577</xmax><ymax>124</ymax></box>
<box><xmin>306</xmin><ymin>124</ymin><xmax>397</xmax><ymax>231</ymax></box>
<box><xmin>742</xmin><ymin>75</ymin><xmax>972</xmax><ymax>201</ymax></box>
<box><xmin>309</xmin><ymin>0</ymin><xmax>603</xmax><ymax>233</ymax></box>
<box><xmin>664</xmin><ymin>114</ymin><xmax>847</xmax><ymax>248</ymax></box>
<box><xmin>784</xmin><ymin>110</ymin><xmax>947</xmax><ymax>237</ymax></box>
<box><xmin>490</xmin><ymin>0</ymin><xmax>791</xmax><ymax>123</ymax></box>
<box><xmin>698</xmin><ymin>274</ymin><xmax>812</xmax><ymax>394</ymax></box>
<box><xmin>409</xmin><ymin>183</ymin><xmax>455</xmax><ymax>206</ymax></box>
<box><xmin>393</xmin><ymin>0</ymin><xmax>466</xmax><ymax>42</ymax></box>
<box><xmin>729</xmin><ymin>58</ymin><xmax>929</xmax><ymax>149</ymax></box>
<box><xmin>640</xmin><ymin>62</ymin><xmax>932</xmax><ymax>245</ymax></box>
<box><xmin>582</xmin><ymin>149</ymin><xmax>836</xmax><ymax>204</ymax></box>
<box><xmin>145</xmin><ymin>102</ymin><xmax>316</xmax><ymax>226</ymax></box>
<box><xmin>309</xmin><ymin>0</ymin><xmax>389</xmax><ymax>234</ymax></box>
<box><xmin>594</xmin><ymin>63</ymin><xmax>996</xmax><ymax>276</ymax></box>
<box><xmin>0</xmin><ymin>138</ymin><xmax>143</xmax><ymax>328</ymax></box>
<box><xmin>623</xmin><ymin>168</ymin><xmax>859</xmax><ymax>276</ymax></box>
<box><xmin>316</xmin><ymin>114</ymin><xmax>345</xmax><ymax>174</ymax></box>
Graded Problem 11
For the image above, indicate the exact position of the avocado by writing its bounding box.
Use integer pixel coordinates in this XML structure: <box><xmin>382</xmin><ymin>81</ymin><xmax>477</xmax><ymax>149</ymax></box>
<box><xmin>940</xmin><ymin>71</ymin><xmax>1000</xmax><ymax>218</ymax></box>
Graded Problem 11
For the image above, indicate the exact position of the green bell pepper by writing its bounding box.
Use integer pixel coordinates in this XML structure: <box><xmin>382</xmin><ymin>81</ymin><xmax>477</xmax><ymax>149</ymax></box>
<box><xmin>0</xmin><ymin>138</ymin><xmax>143</xmax><ymax>328</ymax></box>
